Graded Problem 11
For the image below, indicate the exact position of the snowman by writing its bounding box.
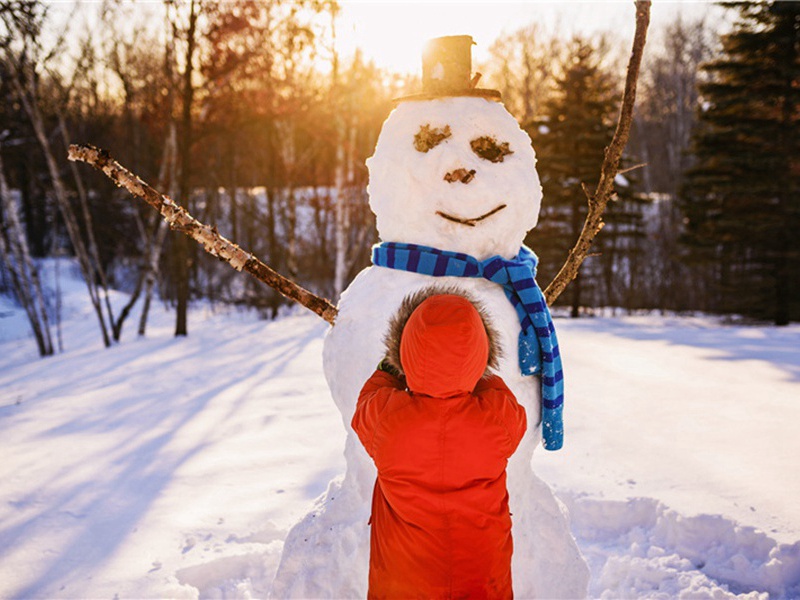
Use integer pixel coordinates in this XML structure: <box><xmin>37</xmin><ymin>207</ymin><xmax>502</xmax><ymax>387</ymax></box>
<box><xmin>271</xmin><ymin>36</ymin><xmax>589</xmax><ymax>599</ymax></box>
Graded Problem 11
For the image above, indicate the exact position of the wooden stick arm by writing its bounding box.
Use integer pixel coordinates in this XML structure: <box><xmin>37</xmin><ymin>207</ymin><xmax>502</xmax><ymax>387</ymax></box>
<box><xmin>68</xmin><ymin>143</ymin><xmax>339</xmax><ymax>325</ymax></box>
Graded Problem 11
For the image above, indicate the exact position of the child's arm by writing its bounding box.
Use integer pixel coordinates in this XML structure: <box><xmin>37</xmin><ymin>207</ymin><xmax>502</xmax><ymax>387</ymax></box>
<box><xmin>351</xmin><ymin>368</ymin><xmax>405</xmax><ymax>458</ymax></box>
<box><xmin>476</xmin><ymin>375</ymin><xmax>528</xmax><ymax>457</ymax></box>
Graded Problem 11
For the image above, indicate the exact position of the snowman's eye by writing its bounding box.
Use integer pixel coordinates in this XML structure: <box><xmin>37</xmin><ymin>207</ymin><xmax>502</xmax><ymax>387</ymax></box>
<box><xmin>414</xmin><ymin>124</ymin><xmax>451</xmax><ymax>152</ymax></box>
<box><xmin>471</xmin><ymin>136</ymin><xmax>513</xmax><ymax>163</ymax></box>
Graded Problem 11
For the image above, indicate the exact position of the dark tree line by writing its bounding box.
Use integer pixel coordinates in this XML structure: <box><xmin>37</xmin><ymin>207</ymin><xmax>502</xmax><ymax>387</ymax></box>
<box><xmin>523</xmin><ymin>36</ymin><xmax>648</xmax><ymax>317</ymax></box>
<box><xmin>681</xmin><ymin>1</ymin><xmax>799</xmax><ymax>326</ymax></box>
<box><xmin>488</xmin><ymin>1</ymin><xmax>798</xmax><ymax>325</ymax></box>
<box><xmin>1</xmin><ymin>1</ymin><xmax>797</xmax><ymax>358</ymax></box>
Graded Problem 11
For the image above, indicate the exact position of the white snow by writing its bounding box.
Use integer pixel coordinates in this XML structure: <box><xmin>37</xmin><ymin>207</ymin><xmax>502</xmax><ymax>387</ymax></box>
<box><xmin>366</xmin><ymin>97</ymin><xmax>542</xmax><ymax>260</ymax></box>
<box><xmin>1</xmin><ymin>263</ymin><xmax>799</xmax><ymax>599</ymax></box>
<box><xmin>0</xmin><ymin>262</ymin><xmax>345</xmax><ymax>599</ymax></box>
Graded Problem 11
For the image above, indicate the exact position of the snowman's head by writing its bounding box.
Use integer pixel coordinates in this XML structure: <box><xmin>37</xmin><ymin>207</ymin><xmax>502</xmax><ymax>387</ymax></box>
<box><xmin>367</xmin><ymin>97</ymin><xmax>542</xmax><ymax>260</ymax></box>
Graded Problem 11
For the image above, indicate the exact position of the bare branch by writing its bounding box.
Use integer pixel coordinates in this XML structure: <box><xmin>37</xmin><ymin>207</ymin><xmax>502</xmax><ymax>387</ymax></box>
<box><xmin>68</xmin><ymin>143</ymin><xmax>339</xmax><ymax>325</ymax></box>
<box><xmin>543</xmin><ymin>0</ymin><xmax>651</xmax><ymax>306</ymax></box>
<box><xmin>580</xmin><ymin>181</ymin><xmax>593</xmax><ymax>203</ymax></box>
<box><xmin>616</xmin><ymin>162</ymin><xmax>647</xmax><ymax>176</ymax></box>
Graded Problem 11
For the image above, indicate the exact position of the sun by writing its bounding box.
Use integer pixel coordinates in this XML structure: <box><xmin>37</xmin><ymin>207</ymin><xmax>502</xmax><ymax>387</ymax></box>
<box><xmin>335</xmin><ymin>2</ymin><xmax>519</xmax><ymax>75</ymax></box>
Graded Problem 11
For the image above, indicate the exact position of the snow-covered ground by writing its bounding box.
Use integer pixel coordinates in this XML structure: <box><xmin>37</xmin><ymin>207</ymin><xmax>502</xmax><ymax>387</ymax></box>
<box><xmin>1</xmin><ymin>261</ymin><xmax>799</xmax><ymax>599</ymax></box>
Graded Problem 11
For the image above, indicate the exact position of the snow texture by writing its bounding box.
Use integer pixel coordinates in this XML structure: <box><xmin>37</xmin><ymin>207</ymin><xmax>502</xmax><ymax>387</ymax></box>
<box><xmin>366</xmin><ymin>97</ymin><xmax>542</xmax><ymax>261</ymax></box>
<box><xmin>1</xmin><ymin>263</ymin><xmax>799</xmax><ymax>598</ymax></box>
<box><xmin>273</xmin><ymin>96</ymin><xmax>587</xmax><ymax>599</ymax></box>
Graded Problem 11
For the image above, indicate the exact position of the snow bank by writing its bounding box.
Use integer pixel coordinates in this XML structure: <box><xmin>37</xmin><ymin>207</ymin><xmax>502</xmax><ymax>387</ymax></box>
<box><xmin>535</xmin><ymin>315</ymin><xmax>800</xmax><ymax>547</ymax></box>
<box><xmin>1</xmin><ymin>265</ymin><xmax>799</xmax><ymax>598</ymax></box>
<box><xmin>566</xmin><ymin>494</ymin><xmax>800</xmax><ymax>599</ymax></box>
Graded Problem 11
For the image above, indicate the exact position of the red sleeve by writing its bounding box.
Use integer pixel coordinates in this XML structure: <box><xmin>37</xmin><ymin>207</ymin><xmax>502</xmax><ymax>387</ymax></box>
<box><xmin>476</xmin><ymin>375</ymin><xmax>527</xmax><ymax>457</ymax></box>
<box><xmin>351</xmin><ymin>369</ymin><xmax>405</xmax><ymax>458</ymax></box>
<box><xmin>474</xmin><ymin>374</ymin><xmax>511</xmax><ymax>394</ymax></box>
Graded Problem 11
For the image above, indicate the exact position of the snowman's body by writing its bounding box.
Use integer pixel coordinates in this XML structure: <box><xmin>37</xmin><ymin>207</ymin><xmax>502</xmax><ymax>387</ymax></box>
<box><xmin>272</xmin><ymin>98</ymin><xmax>589</xmax><ymax>598</ymax></box>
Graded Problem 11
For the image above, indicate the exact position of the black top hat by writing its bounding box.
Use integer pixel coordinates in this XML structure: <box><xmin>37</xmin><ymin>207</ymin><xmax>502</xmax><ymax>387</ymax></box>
<box><xmin>398</xmin><ymin>35</ymin><xmax>501</xmax><ymax>102</ymax></box>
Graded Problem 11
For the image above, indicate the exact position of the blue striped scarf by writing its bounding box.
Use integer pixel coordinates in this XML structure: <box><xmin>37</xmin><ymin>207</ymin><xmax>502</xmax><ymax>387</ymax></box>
<box><xmin>372</xmin><ymin>241</ymin><xmax>564</xmax><ymax>451</ymax></box>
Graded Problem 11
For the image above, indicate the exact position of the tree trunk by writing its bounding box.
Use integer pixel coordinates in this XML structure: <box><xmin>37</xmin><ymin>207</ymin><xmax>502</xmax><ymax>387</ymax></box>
<box><xmin>0</xmin><ymin>145</ymin><xmax>54</xmax><ymax>356</ymax></box>
<box><xmin>333</xmin><ymin>139</ymin><xmax>349</xmax><ymax>299</ymax></box>
<box><xmin>174</xmin><ymin>0</ymin><xmax>198</xmax><ymax>337</ymax></box>
<box><xmin>12</xmin><ymin>72</ymin><xmax>112</xmax><ymax>347</ymax></box>
<box><xmin>265</xmin><ymin>187</ymin><xmax>281</xmax><ymax>318</ymax></box>
<box><xmin>138</xmin><ymin>218</ymin><xmax>169</xmax><ymax>337</ymax></box>
<box><xmin>58</xmin><ymin>109</ymin><xmax>118</xmax><ymax>331</ymax></box>
<box><xmin>138</xmin><ymin>137</ymin><xmax>176</xmax><ymax>337</ymax></box>
<box><xmin>334</xmin><ymin>112</ymin><xmax>362</xmax><ymax>298</ymax></box>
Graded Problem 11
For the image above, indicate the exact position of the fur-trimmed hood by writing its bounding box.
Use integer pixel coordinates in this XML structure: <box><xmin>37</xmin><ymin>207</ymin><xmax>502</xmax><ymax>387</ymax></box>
<box><xmin>382</xmin><ymin>285</ymin><xmax>502</xmax><ymax>388</ymax></box>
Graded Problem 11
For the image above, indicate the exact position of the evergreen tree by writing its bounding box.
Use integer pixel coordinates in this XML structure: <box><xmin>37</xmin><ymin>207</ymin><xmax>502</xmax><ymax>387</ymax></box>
<box><xmin>527</xmin><ymin>37</ymin><xmax>646</xmax><ymax>316</ymax></box>
<box><xmin>682</xmin><ymin>1</ymin><xmax>799</xmax><ymax>325</ymax></box>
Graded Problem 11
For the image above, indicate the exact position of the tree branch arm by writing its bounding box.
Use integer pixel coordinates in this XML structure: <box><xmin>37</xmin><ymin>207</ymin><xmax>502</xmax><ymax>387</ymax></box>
<box><xmin>67</xmin><ymin>143</ymin><xmax>339</xmax><ymax>325</ymax></box>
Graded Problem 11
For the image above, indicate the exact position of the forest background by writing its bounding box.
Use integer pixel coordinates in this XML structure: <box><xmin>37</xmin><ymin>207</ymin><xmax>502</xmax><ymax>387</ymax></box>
<box><xmin>1</xmin><ymin>0</ymin><xmax>798</xmax><ymax>358</ymax></box>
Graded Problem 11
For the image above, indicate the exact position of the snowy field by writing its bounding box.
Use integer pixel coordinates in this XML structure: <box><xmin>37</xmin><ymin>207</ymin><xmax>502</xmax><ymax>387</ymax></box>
<box><xmin>1</xmin><ymin>262</ymin><xmax>799</xmax><ymax>599</ymax></box>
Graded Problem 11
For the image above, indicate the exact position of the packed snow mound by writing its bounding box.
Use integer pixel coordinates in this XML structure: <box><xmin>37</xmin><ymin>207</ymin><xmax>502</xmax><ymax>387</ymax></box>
<box><xmin>565</xmin><ymin>494</ymin><xmax>800</xmax><ymax>599</ymax></box>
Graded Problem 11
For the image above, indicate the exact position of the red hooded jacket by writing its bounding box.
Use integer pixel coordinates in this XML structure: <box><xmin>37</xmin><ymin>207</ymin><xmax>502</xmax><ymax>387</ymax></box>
<box><xmin>352</xmin><ymin>293</ymin><xmax>527</xmax><ymax>599</ymax></box>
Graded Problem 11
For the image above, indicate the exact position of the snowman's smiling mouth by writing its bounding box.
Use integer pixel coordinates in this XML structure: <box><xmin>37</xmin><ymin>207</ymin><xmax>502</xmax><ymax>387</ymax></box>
<box><xmin>436</xmin><ymin>204</ymin><xmax>507</xmax><ymax>227</ymax></box>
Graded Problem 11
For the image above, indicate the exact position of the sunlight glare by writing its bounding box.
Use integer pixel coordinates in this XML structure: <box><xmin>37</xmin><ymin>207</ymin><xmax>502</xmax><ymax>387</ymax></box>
<box><xmin>337</xmin><ymin>2</ymin><xmax>547</xmax><ymax>75</ymax></box>
<box><xmin>336</xmin><ymin>1</ymin><xmax>720</xmax><ymax>76</ymax></box>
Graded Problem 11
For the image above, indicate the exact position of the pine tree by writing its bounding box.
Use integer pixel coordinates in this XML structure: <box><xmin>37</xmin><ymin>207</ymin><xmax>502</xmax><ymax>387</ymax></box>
<box><xmin>527</xmin><ymin>37</ymin><xmax>646</xmax><ymax>316</ymax></box>
<box><xmin>682</xmin><ymin>1</ymin><xmax>799</xmax><ymax>325</ymax></box>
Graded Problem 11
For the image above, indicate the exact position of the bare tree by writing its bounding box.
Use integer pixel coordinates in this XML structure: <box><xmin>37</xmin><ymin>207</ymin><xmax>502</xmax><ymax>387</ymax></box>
<box><xmin>630</xmin><ymin>13</ymin><xmax>714</xmax><ymax>311</ymax></box>
<box><xmin>634</xmin><ymin>14</ymin><xmax>713</xmax><ymax>197</ymax></box>
<box><xmin>0</xmin><ymin>138</ymin><xmax>54</xmax><ymax>356</ymax></box>
<box><xmin>1</xmin><ymin>1</ymin><xmax>114</xmax><ymax>346</ymax></box>
<box><xmin>482</xmin><ymin>23</ymin><xmax>565</xmax><ymax>124</ymax></box>
<box><xmin>96</xmin><ymin>0</ymin><xmax>177</xmax><ymax>338</ymax></box>
<box><xmin>137</xmin><ymin>123</ymin><xmax>175</xmax><ymax>337</ymax></box>
<box><xmin>167</xmin><ymin>0</ymin><xmax>199</xmax><ymax>337</ymax></box>
<box><xmin>329</xmin><ymin>24</ymin><xmax>381</xmax><ymax>299</ymax></box>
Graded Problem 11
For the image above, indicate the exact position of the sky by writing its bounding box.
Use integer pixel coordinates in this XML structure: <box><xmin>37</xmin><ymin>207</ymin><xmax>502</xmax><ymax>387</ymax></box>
<box><xmin>43</xmin><ymin>1</ymin><xmax>725</xmax><ymax>84</ymax></box>
<box><xmin>336</xmin><ymin>0</ymin><xmax>723</xmax><ymax>74</ymax></box>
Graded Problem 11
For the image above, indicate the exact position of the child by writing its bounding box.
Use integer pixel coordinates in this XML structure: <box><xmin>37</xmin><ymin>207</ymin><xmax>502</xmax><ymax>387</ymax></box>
<box><xmin>352</xmin><ymin>288</ymin><xmax>527</xmax><ymax>599</ymax></box>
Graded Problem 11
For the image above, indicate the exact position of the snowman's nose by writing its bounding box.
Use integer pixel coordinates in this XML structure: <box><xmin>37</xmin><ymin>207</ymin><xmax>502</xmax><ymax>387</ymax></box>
<box><xmin>444</xmin><ymin>168</ymin><xmax>476</xmax><ymax>184</ymax></box>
